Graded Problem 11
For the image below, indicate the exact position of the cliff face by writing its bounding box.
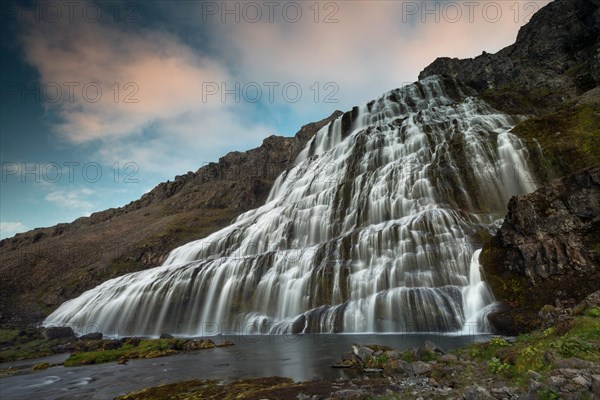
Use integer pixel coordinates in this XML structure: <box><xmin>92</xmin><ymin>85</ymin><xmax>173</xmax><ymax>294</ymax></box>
<box><xmin>480</xmin><ymin>167</ymin><xmax>600</xmax><ymax>334</ymax></box>
<box><xmin>419</xmin><ymin>0</ymin><xmax>600</xmax><ymax>108</ymax></box>
<box><xmin>419</xmin><ymin>0</ymin><xmax>600</xmax><ymax>334</ymax></box>
<box><xmin>0</xmin><ymin>111</ymin><xmax>342</xmax><ymax>325</ymax></box>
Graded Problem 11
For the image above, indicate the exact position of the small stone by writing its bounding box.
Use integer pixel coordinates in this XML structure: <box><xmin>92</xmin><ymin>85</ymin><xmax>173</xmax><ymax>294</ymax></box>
<box><xmin>411</xmin><ymin>361</ymin><xmax>432</xmax><ymax>375</ymax></box>
<box><xmin>462</xmin><ymin>385</ymin><xmax>494</xmax><ymax>399</ymax></box>
<box><xmin>440</xmin><ymin>354</ymin><xmax>458</xmax><ymax>362</ymax></box>
<box><xmin>543</xmin><ymin>349</ymin><xmax>558</xmax><ymax>365</ymax></box>
<box><xmin>528</xmin><ymin>370</ymin><xmax>542</xmax><ymax>381</ymax></box>
<box><xmin>101</xmin><ymin>339</ymin><xmax>122</xmax><ymax>351</ymax></box>
<box><xmin>548</xmin><ymin>376</ymin><xmax>566</xmax><ymax>388</ymax></box>
<box><xmin>572</xmin><ymin>375</ymin><xmax>590</xmax><ymax>387</ymax></box>
<box><xmin>591</xmin><ymin>375</ymin><xmax>600</xmax><ymax>395</ymax></box>
<box><xmin>425</xmin><ymin>340</ymin><xmax>445</xmax><ymax>355</ymax></box>
<box><xmin>351</xmin><ymin>344</ymin><xmax>373</xmax><ymax>360</ymax></box>
<box><xmin>557</xmin><ymin>368</ymin><xmax>580</xmax><ymax>378</ymax></box>
<box><xmin>159</xmin><ymin>333</ymin><xmax>174</xmax><ymax>339</ymax></box>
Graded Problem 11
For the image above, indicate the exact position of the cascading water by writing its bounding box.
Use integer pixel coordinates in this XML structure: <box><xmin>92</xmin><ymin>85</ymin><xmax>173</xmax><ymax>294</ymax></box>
<box><xmin>44</xmin><ymin>76</ymin><xmax>537</xmax><ymax>336</ymax></box>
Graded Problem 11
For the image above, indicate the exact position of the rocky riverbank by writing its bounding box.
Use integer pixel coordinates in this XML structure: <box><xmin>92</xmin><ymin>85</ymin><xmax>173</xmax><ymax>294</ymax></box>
<box><xmin>0</xmin><ymin>327</ymin><xmax>234</xmax><ymax>376</ymax></box>
<box><xmin>115</xmin><ymin>292</ymin><xmax>600</xmax><ymax>400</ymax></box>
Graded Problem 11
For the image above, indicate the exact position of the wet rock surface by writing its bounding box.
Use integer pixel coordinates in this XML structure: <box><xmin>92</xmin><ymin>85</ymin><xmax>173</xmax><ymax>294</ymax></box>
<box><xmin>481</xmin><ymin>167</ymin><xmax>600</xmax><ymax>334</ymax></box>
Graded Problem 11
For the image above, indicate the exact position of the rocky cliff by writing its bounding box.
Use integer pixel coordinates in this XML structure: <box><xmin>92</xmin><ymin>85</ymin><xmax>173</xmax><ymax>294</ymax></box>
<box><xmin>481</xmin><ymin>167</ymin><xmax>600</xmax><ymax>334</ymax></box>
<box><xmin>0</xmin><ymin>111</ymin><xmax>342</xmax><ymax>325</ymax></box>
<box><xmin>419</xmin><ymin>0</ymin><xmax>600</xmax><ymax>334</ymax></box>
<box><xmin>419</xmin><ymin>0</ymin><xmax>600</xmax><ymax>109</ymax></box>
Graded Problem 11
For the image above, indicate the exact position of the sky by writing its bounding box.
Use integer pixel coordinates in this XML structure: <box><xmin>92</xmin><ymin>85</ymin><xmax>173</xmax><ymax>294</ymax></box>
<box><xmin>0</xmin><ymin>0</ymin><xmax>551</xmax><ymax>239</ymax></box>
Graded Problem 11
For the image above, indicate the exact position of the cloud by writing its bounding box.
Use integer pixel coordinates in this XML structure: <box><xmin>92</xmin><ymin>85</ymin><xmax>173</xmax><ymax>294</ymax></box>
<box><xmin>17</xmin><ymin>0</ymin><xmax>551</xmax><ymax>183</ymax></box>
<box><xmin>20</xmin><ymin>7</ymin><xmax>230</xmax><ymax>144</ymax></box>
<box><xmin>45</xmin><ymin>189</ymin><xmax>95</xmax><ymax>210</ymax></box>
<box><xmin>213</xmin><ymin>0</ymin><xmax>551</xmax><ymax>107</ymax></box>
<box><xmin>18</xmin><ymin>1</ymin><xmax>278</xmax><ymax>180</ymax></box>
<box><xmin>0</xmin><ymin>221</ymin><xmax>27</xmax><ymax>239</ymax></box>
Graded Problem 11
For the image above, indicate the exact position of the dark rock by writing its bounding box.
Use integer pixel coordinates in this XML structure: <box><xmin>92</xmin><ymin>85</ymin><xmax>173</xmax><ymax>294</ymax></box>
<box><xmin>181</xmin><ymin>339</ymin><xmax>216</xmax><ymax>351</ymax></box>
<box><xmin>101</xmin><ymin>340</ymin><xmax>123</xmax><ymax>350</ymax></box>
<box><xmin>383</xmin><ymin>359</ymin><xmax>412</xmax><ymax>375</ymax></box>
<box><xmin>124</xmin><ymin>337</ymin><xmax>141</xmax><ymax>347</ymax></box>
<box><xmin>544</xmin><ymin>349</ymin><xmax>560</xmax><ymax>366</ymax></box>
<box><xmin>440</xmin><ymin>354</ymin><xmax>457</xmax><ymax>363</ymax></box>
<box><xmin>159</xmin><ymin>333</ymin><xmax>174</xmax><ymax>339</ymax></box>
<box><xmin>592</xmin><ymin>375</ymin><xmax>600</xmax><ymax>395</ymax></box>
<box><xmin>351</xmin><ymin>344</ymin><xmax>373</xmax><ymax>360</ymax></box>
<box><xmin>419</xmin><ymin>0</ymin><xmax>600</xmax><ymax>109</ymax></box>
<box><xmin>462</xmin><ymin>385</ymin><xmax>495</xmax><ymax>400</ymax></box>
<box><xmin>528</xmin><ymin>370</ymin><xmax>542</xmax><ymax>381</ymax></box>
<box><xmin>411</xmin><ymin>361</ymin><xmax>433</xmax><ymax>375</ymax></box>
<box><xmin>44</xmin><ymin>326</ymin><xmax>75</xmax><ymax>340</ymax></box>
<box><xmin>79</xmin><ymin>332</ymin><xmax>103</xmax><ymax>341</ymax></box>
<box><xmin>330</xmin><ymin>389</ymin><xmax>369</xmax><ymax>400</ymax></box>
<box><xmin>482</xmin><ymin>167</ymin><xmax>600</xmax><ymax>334</ymax></box>
<box><xmin>424</xmin><ymin>340</ymin><xmax>445</xmax><ymax>355</ymax></box>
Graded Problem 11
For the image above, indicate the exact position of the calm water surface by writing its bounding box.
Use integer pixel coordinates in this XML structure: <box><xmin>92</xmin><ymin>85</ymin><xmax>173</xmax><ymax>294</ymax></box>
<box><xmin>0</xmin><ymin>333</ymin><xmax>490</xmax><ymax>400</ymax></box>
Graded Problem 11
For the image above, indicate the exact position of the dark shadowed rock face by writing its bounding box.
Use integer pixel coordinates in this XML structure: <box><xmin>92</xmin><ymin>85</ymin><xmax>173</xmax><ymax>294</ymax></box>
<box><xmin>481</xmin><ymin>167</ymin><xmax>600</xmax><ymax>334</ymax></box>
<box><xmin>419</xmin><ymin>0</ymin><xmax>600</xmax><ymax>106</ymax></box>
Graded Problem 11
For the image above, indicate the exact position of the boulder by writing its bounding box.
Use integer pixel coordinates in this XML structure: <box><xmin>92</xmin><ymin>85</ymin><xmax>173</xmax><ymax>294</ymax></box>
<box><xmin>79</xmin><ymin>332</ymin><xmax>103</xmax><ymax>341</ymax></box>
<box><xmin>44</xmin><ymin>326</ymin><xmax>75</xmax><ymax>340</ymax></box>
<box><xmin>351</xmin><ymin>344</ymin><xmax>373</xmax><ymax>360</ymax></box>
<box><xmin>411</xmin><ymin>361</ymin><xmax>432</xmax><ymax>375</ymax></box>
<box><xmin>425</xmin><ymin>340</ymin><xmax>445</xmax><ymax>355</ymax></box>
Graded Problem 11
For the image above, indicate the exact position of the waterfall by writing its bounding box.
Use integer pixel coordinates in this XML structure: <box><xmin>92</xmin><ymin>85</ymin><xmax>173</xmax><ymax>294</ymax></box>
<box><xmin>44</xmin><ymin>76</ymin><xmax>537</xmax><ymax>337</ymax></box>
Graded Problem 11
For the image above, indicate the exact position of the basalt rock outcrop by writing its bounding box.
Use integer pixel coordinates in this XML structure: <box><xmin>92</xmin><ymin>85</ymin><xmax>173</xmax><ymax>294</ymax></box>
<box><xmin>419</xmin><ymin>0</ymin><xmax>600</xmax><ymax>110</ymax></box>
<box><xmin>481</xmin><ymin>167</ymin><xmax>600</xmax><ymax>334</ymax></box>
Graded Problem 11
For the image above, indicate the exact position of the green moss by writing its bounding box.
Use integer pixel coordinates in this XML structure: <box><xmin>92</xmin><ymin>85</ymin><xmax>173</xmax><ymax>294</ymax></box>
<box><xmin>457</xmin><ymin>313</ymin><xmax>600</xmax><ymax>386</ymax></box>
<box><xmin>537</xmin><ymin>388</ymin><xmax>561</xmax><ymax>400</ymax></box>
<box><xmin>585</xmin><ymin>306</ymin><xmax>600</xmax><ymax>318</ymax></box>
<box><xmin>0</xmin><ymin>336</ymin><xmax>57</xmax><ymax>362</ymax></box>
<box><xmin>510</xmin><ymin>103</ymin><xmax>600</xmax><ymax>179</ymax></box>
<box><xmin>32</xmin><ymin>362</ymin><xmax>50</xmax><ymax>370</ymax></box>
<box><xmin>64</xmin><ymin>339</ymin><xmax>174</xmax><ymax>366</ymax></box>
<box><xmin>115</xmin><ymin>377</ymin><xmax>323</xmax><ymax>400</ymax></box>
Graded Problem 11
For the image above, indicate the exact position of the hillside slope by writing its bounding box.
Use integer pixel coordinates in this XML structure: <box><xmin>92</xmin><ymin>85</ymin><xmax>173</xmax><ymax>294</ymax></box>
<box><xmin>0</xmin><ymin>111</ymin><xmax>342</xmax><ymax>325</ymax></box>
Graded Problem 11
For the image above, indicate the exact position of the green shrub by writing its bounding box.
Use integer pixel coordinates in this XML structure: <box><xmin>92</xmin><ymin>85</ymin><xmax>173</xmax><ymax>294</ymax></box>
<box><xmin>488</xmin><ymin>357</ymin><xmax>511</xmax><ymax>374</ymax></box>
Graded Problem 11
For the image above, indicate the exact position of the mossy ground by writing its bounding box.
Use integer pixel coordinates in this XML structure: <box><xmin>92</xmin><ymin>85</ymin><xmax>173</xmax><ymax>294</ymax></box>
<box><xmin>510</xmin><ymin>103</ymin><xmax>600</xmax><ymax>180</ymax></box>
<box><xmin>63</xmin><ymin>338</ymin><xmax>200</xmax><ymax>366</ymax></box>
<box><xmin>456</xmin><ymin>308</ymin><xmax>600</xmax><ymax>385</ymax></box>
<box><xmin>0</xmin><ymin>327</ymin><xmax>56</xmax><ymax>362</ymax></box>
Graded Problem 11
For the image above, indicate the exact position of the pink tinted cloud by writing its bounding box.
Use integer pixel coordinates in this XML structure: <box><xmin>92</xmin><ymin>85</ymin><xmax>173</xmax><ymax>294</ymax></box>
<box><xmin>20</xmin><ymin>8</ymin><xmax>229</xmax><ymax>144</ymax></box>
